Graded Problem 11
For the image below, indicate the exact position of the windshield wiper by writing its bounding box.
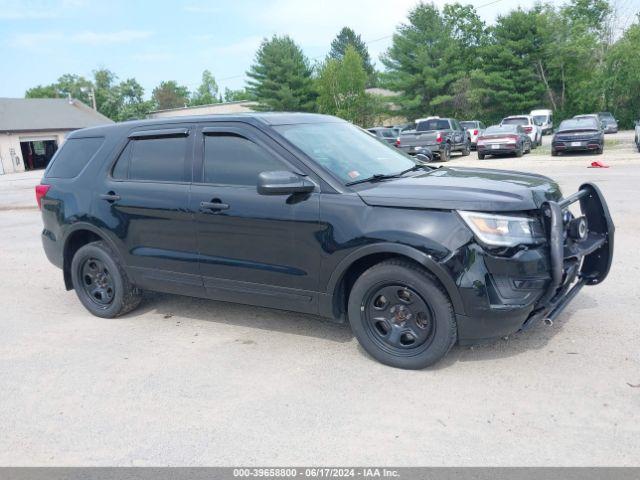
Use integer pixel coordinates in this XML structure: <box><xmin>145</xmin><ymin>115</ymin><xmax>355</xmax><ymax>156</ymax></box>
<box><xmin>345</xmin><ymin>164</ymin><xmax>432</xmax><ymax>187</ymax></box>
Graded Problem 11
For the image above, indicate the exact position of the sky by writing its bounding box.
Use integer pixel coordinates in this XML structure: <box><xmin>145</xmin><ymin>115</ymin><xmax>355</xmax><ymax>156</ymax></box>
<box><xmin>0</xmin><ymin>0</ymin><xmax>629</xmax><ymax>100</ymax></box>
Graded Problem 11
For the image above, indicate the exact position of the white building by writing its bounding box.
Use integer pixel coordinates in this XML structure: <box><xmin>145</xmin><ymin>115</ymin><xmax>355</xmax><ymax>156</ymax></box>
<box><xmin>0</xmin><ymin>98</ymin><xmax>113</xmax><ymax>175</ymax></box>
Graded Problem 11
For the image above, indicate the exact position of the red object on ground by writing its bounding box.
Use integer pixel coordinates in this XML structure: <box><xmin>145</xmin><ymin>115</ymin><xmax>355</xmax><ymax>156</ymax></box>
<box><xmin>588</xmin><ymin>161</ymin><xmax>610</xmax><ymax>168</ymax></box>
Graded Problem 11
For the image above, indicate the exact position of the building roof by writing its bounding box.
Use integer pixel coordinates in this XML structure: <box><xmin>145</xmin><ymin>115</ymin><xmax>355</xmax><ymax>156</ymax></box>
<box><xmin>0</xmin><ymin>97</ymin><xmax>114</xmax><ymax>132</ymax></box>
<box><xmin>149</xmin><ymin>100</ymin><xmax>257</xmax><ymax>115</ymax></box>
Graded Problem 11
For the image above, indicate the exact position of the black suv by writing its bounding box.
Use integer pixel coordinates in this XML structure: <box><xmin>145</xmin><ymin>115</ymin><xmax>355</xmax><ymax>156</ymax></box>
<box><xmin>38</xmin><ymin>113</ymin><xmax>614</xmax><ymax>369</ymax></box>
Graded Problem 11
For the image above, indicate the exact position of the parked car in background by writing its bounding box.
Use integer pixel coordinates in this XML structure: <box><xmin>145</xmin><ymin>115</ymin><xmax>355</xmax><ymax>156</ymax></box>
<box><xmin>37</xmin><ymin>112</ymin><xmax>615</xmax><ymax>369</ymax></box>
<box><xmin>477</xmin><ymin>125</ymin><xmax>532</xmax><ymax>159</ymax></box>
<box><xmin>635</xmin><ymin>119</ymin><xmax>640</xmax><ymax>152</ymax></box>
<box><xmin>396</xmin><ymin>117</ymin><xmax>470</xmax><ymax>162</ymax></box>
<box><xmin>552</xmin><ymin>117</ymin><xmax>604</xmax><ymax>156</ymax></box>
<box><xmin>501</xmin><ymin>115</ymin><xmax>542</xmax><ymax>147</ymax></box>
<box><xmin>530</xmin><ymin>109</ymin><xmax>553</xmax><ymax>134</ymax></box>
<box><xmin>367</xmin><ymin>127</ymin><xmax>397</xmax><ymax>145</ymax></box>
<box><xmin>597</xmin><ymin>112</ymin><xmax>618</xmax><ymax>133</ymax></box>
<box><xmin>460</xmin><ymin>120</ymin><xmax>486</xmax><ymax>149</ymax></box>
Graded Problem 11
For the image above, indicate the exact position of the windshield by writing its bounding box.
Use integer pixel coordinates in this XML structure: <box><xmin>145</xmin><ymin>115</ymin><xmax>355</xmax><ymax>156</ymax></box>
<box><xmin>485</xmin><ymin>125</ymin><xmax>518</xmax><ymax>134</ymax></box>
<box><xmin>598</xmin><ymin>112</ymin><xmax>614</xmax><ymax>119</ymax></box>
<box><xmin>533</xmin><ymin>115</ymin><xmax>548</xmax><ymax>124</ymax></box>
<box><xmin>460</xmin><ymin>121</ymin><xmax>476</xmax><ymax>129</ymax></box>
<box><xmin>274</xmin><ymin>122</ymin><xmax>415</xmax><ymax>184</ymax></box>
<box><xmin>416</xmin><ymin>119</ymin><xmax>450</xmax><ymax>131</ymax></box>
<box><xmin>502</xmin><ymin>117</ymin><xmax>528</xmax><ymax>126</ymax></box>
<box><xmin>559</xmin><ymin>119</ymin><xmax>598</xmax><ymax>131</ymax></box>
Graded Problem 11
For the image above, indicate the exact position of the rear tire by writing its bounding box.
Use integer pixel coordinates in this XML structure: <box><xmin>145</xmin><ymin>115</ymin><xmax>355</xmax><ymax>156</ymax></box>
<box><xmin>551</xmin><ymin>148</ymin><xmax>558</xmax><ymax>157</ymax></box>
<box><xmin>71</xmin><ymin>241</ymin><xmax>142</xmax><ymax>318</ymax></box>
<box><xmin>461</xmin><ymin>141</ymin><xmax>470</xmax><ymax>156</ymax></box>
<box><xmin>478</xmin><ymin>152</ymin><xmax>485</xmax><ymax>160</ymax></box>
<box><xmin>439</xmin><ymin>143</ymin><xmax>451</xmax><ymax>162</ymax></box>
<box><xmin>347</xmin><ymin>259</ymin><xmax>457</xmax><ymax>369</ymax></box>
<box><xmin>515</xmin><ymin>145</ymin><xmax>523</xmax><ymax>157</ymax></box>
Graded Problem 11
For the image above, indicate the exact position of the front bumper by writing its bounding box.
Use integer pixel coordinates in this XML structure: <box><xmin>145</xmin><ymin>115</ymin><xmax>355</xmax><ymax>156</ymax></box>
<box><xmin>455</xmin><ymin>183</ymin><xmax>614</xmax><ymax>343</ymax></box>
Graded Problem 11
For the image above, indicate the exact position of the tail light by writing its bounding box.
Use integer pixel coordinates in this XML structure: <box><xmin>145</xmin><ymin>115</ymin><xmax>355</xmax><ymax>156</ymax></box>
<box><xmin>35</xmin><ymin>184</ymin><xmax>50</xmax><ymax>210</ymax></box>
<box><xmin>436</xmin><ymin>132</ymin><xmax>443</xmax><ymax>143</ymax></box>
<box><xmin>524</xmin><ymin>126</ymin><xmax>533</xmax><ymax>133</ymax></box>
<box><xmin>473</xmin><ymin>129</ymin><xmax>478</xmax><ymax>135</ymax></box>
<box><xmin>395</xmin><ymin>137</ymin><xmax>401</xmax><ymax>147</ymax></box>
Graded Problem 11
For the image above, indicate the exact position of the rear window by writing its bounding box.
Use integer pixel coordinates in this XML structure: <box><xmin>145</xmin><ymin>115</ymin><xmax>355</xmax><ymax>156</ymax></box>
<box><xmin>45</xmin><ymin>137</ymin><xmax>104</xmax><ymax>178</ymax></box>
<box><xmin>485</xmin><ymin>125</ymin><xmax>518</xmax><ymax>134</ymax></box>
<box><xmin>460</xmin><ymin>122</ymin><xmax>476</xmax><ymax>129</ymax></box>
<box><xmin>559</xmin><ymin>119</ymin><xmax>598</xmax><ymax>130</ymax></box>
<box><xmin>416</xmin><ymin>119</ymin><xmax>450</xmax><ymax>131</ymax></box>
<box><xmin>502</xmin><ymin>117</ymin><xmax>529</xmax><ymax>126</ymax></box>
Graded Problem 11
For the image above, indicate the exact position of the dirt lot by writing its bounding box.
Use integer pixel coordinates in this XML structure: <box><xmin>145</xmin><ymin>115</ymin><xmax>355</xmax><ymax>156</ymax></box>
<box><xmin>1</xmin><ymin>131</ymin><xmax>639</xmax><ymax>466</ymax></box>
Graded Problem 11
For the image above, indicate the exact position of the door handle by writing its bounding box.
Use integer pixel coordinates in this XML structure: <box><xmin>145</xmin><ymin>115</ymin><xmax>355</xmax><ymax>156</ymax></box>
<box><xmin>100</xmin><ymin>192</ymin><xmax>120</xmax><ymax>202</ymax></box>
<box><xmin>200</xmin><ymin>201</ymin><xmax>230</xmax><ymax>211</ymax></box>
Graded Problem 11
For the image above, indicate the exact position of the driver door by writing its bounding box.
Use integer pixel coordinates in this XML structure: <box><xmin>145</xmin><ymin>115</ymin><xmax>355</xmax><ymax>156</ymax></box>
<box><xmin>189</xmin><ymin>123</ymin><xmax>322</xmax><ymax>314</ymax></box>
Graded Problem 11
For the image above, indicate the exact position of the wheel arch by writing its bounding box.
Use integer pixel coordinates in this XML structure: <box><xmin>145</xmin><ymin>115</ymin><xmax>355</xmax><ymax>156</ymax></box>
<box><xmin>321</xmin><ymin>243</ymin><xmax>465</xmax><ymax>321</ymax></box>
<box><xmin>62</xmin><ymin>223</ymin><xmax>120</xmax><ymax>290</ymax></box>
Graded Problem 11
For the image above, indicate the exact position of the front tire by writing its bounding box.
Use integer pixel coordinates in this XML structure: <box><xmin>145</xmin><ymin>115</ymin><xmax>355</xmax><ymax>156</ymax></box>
<box><xmin>71</xmin><ymin>241</ymin><xmax>142</xmax><ymax>318</ymax></box>
<box><xmin>478</xmin><ymin>152</ymin><xmax>485</xmax><ymax>160</ymax></box>
<box><xmin>347</xmin><ymin>259</ymin><xmax>457</xmax><ymax>369</ymax></box>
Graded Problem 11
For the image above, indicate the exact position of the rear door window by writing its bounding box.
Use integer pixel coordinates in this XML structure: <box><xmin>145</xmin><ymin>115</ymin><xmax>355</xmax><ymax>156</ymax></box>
<box><xmin>112</xmin><ymin>135</ymin><xmax>189</xmax><ymax>182</ymax></box>
<box><xmin>45</xmin><ymin>137</ymin><xmax>104</xmax><ymax>178</ymax></box>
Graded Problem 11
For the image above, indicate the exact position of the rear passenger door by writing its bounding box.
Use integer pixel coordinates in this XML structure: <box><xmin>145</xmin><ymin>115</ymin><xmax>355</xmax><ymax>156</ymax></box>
<box><xmin>95</xmin><ymin>125</ymin><xmax>203</xmax><ymax>296</ymax></box>
<box><xmin>190</xmin><ymin>123</ymin><xmax>322</xmax><ymax>314</ymax></box>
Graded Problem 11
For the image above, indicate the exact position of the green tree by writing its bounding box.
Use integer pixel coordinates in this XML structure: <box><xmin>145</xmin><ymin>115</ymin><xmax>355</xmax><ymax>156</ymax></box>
<box><xmin>113</xmin><ymin>78</ymin><xmax>152</xmax><ymax>121</ymax></box>
<box><xmin>152</xmin><ymin>80</ymin><xmax>190</xmax><ymax>110</ymax></box>
<box><xmin>381</xmin><ymin>3</ymin><xmax>483</xmax><ymax>119</ymax></box>
<box><xmin>466</xmin><ymin>9</ymin><xmax>546</xmax><ymax>123</ymax></box>
<box><xmin>328</xmin><ymin>27</ymin><xmax>376</xmax><ymax>84</ymax></box>
<box><xmin>191</xmin><ymin>70</ymin><xmax>221</xmax><ymax>106</ymax></box>
<box><xmin>223</xmin><ymin>87</ymin><xmax>253</xmax><ymax>102</ymax></box>
<box><xmin>604</xmin><ymin>18</ymin><xmax>640</xmax><ymax>127</ymax></box>
<box><xmin>317</xmin><ymin>45</ymin><xmax>372</xmax><ymax>125</ymax></box>
<box><xmin>25</xmin><ymin>74</ymin><xmax>93</xmax><ymax>106</ymax></box>
<box><xmin>247</xmin><ymin>35</ymin><xmax>317</xmax><ymax>112</ymax></box>
<box><xmin>25</xmin><ymin>84</ymin><xmax>59</xmax><ymax>99</ymax></box>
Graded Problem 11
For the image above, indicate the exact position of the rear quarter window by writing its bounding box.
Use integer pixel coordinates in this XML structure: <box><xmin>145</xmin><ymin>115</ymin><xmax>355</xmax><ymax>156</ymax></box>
<box><xmin>45</xmin><ymin>137</ymin><xmax>105</xmax><ymax>178</ymax></box>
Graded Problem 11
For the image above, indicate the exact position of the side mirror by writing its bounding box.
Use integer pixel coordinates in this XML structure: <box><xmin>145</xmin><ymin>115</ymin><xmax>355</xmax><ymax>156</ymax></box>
<box><xmin>415</xmin><ymin>153</ymin><xmax>430</xmax><ymax>163</ymax></box>
<box><xmin>257</xmin><ymin>171</ymin><xmax>315</xmax><ymax>195</ymax></box>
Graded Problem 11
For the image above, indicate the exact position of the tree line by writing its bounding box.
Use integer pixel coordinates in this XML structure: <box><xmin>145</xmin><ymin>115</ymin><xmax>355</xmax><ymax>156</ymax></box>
<box><xmin>25</xmin><ymin>0</ymin><xmax>640</xmax><ymax>128</ymax></box>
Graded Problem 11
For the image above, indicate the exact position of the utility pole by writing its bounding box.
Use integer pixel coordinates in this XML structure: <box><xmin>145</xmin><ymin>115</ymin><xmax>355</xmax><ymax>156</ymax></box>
<box><xmin>90</xmin><ymin>88</ymin><xmax>97</xmax><ymax>110</ymax></box>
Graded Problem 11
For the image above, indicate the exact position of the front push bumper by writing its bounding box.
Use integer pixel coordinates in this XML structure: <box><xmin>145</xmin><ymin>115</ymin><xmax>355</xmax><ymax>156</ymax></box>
<box><xmin>521</xmin><ymin>182</ymin><xmax>614</xmax><ymax>330</ymax></box>
<box><xmin>456</xmin><ymin>183</ymin><xmax>614</xmax><ymax>343</ymax></box>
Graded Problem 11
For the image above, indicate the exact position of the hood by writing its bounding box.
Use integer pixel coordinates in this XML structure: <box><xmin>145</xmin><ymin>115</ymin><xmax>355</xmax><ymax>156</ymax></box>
<box><xmin>357</xmin><ymin>167</ymin><xmax>562</xmax><ymax>212</ymax></box>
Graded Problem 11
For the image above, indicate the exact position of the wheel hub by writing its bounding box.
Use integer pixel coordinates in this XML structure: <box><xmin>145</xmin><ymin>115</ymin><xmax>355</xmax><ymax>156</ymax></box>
<box><xmin>365</xmin><ymin>284</ymin><xmax>434</xmax><ymax>351</ymax></box>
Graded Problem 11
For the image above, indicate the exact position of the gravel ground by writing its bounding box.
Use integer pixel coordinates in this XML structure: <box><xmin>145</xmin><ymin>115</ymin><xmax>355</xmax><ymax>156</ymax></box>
<box><xmin>1</xmin><ymin>131</ymin><xmax>639</xmax><ymax>466</ymax></box>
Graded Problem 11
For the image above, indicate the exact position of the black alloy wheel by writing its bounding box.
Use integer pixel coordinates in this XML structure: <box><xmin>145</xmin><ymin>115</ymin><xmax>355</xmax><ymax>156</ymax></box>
<box><xmin>71</xmin><ymin>241</ymin><xmax>142</xmax><ymax>318</ymax></box>
<box><xmin>363</xmin><ymin>284</ymin><xmax>435</xmax><ymax>353</ymax></box>
<box><xmin>347</xmin><ymin>259</ymin><xmax>457</xmax><ymax>369</ymax></box>
<box><xmin>80</xmin><ymin>257</ymin><xmax>115</xmax><ymax>307</ymax></box>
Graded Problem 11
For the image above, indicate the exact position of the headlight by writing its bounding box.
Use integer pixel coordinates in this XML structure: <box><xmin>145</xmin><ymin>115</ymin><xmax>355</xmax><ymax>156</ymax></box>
<box><xmin>458</xmin><ymin>211</ymin><xmax>545</xmax><ymax>247</ymax></box>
